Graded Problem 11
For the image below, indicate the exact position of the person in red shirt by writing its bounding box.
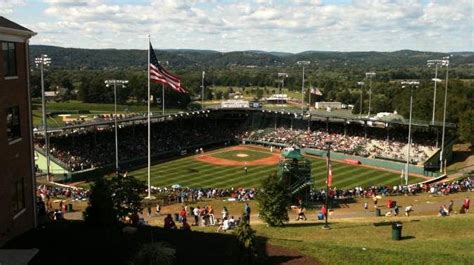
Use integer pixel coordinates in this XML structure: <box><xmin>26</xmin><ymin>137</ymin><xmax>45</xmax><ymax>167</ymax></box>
<box><xmin>179</xmin><ymin>207</ymin><xmax>187</xmax><ymax>223</ymax></box>
<box><xmin>321</xmin><ymin>205</ymin><xmax>327</xmax><ymax>218</ymax></box>
<box><xmin>464</xmin><ymin>197</ymin><xmax>470</xmax><ymax>213</ymax></box>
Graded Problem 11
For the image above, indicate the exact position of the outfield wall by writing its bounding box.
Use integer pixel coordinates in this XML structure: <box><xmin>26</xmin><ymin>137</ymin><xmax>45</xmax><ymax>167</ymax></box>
<box><xmin>242</xmin><ymin>140</ymin><xmax>441</xmax><ymax>177</ymax></box>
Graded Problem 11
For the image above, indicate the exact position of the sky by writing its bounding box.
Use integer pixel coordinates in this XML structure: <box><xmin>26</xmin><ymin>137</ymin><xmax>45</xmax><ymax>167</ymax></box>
<box><xmin>0</xmin><ymin>0</ymin><xmax>472</xmax><ymax>52</ymax></box>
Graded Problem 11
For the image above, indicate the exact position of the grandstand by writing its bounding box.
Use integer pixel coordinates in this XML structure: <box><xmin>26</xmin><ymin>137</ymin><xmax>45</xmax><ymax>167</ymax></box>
<box><xmin>33</xmin><ymin>108</ymin><xmax>456</xmax><ymax>182</ymax></box>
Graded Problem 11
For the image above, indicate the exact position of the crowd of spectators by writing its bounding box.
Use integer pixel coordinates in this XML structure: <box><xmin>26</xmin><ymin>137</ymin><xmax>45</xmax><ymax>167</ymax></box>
<box><xmin>35</xmin><ymin>117</ymin><xmax>245</xmax><ymax>171</ymax></box>
<box><xmin>37</xmin><ymin>184</ymin><xmax>90</xmax><ymax>201</ymax></box>
<box><xmin>149</xmin><ymin>186</ymin><xmax>256</xmax><ymax>204</ymax></box>
<box><xmin>242</xmin><ymin>126</ymin><xmax>438</xmax><ymax>164</ymax></box>
<box><xmin>63</xmin><ymin>113</ymin><xmax>145</xmax><ymax>127</ymax></box>
<box><xmin>309</xmin><ymin>176</ymin><xmax>473</xmax><ymax>203</ymax></box>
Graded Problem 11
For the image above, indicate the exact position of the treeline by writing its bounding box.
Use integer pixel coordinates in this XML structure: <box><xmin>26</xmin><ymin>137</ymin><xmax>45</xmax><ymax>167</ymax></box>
<box><xmin>28</xmin><ymin>45</ymin><xmax>474</xmax><ymax>145</ymax></box>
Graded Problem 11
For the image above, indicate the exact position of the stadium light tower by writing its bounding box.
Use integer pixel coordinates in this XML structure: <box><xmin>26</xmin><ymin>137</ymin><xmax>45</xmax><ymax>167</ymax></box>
<box><xmin>401</xmin><ymin>80</ymin><xmax>419</xmax><ymax>185</ymax></box>
<box><xmin>357</xmin><ymin>81</ymin><xmax>365</xmax><ymax>117</ymax></box>
<box><xmin>439</xmin><ymin>57</ymin><xmax>450</xmax><ymax>173</ymax></box>
<box><xmin>201</xmin><ymin>71</ymin><xmax>205</xmax><ymax>109</ymax></box>
<box><xmin>105</xmin><ymin>79</ymin><xmax>129</xmax><ymax>175</ymax></box>
<box><xmin>297</xmin><ymin>61</ymin><xmax>310</xmax><ymax>114</ymax></box>
<box><xmin>365</xmin><ymin>72</ymin><xmax>376</xmax><ymax>117</ymax></box>
<box><xmin>35</xmin><ymin>54</ymin><xmax>52</xmax><ymax>182</ymax></box>
<box><xmin>427</xmin><ymin>59</ymin><xmax>445</xmax><ymax>125</ymax></box>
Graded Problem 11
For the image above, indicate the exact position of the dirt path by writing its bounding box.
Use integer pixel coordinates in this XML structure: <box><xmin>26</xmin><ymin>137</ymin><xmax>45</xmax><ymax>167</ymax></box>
<box><xmin>265</xmin><ymin>244</ymin><xmax>321</xmax><ymax>265</ymax></box>
<box><xmin>194</xmin><ymin>146</ymin><xmax>281</xmax><ymax>166</ymax></box>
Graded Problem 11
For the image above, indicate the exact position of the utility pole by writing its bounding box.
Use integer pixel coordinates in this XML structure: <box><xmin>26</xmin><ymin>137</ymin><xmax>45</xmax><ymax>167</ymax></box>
<box><xmin>105</xmin><ymin>79</ymin><xmax>128</xmax><ymax>175</ymax></box>
<box><xmin>35</xmin><ymin>54</ymin><xmax>51</xmax><ymax>181</ymax></box>
<box><xmin>401</xmin><ymin>80</ymin><xmax>419</xmax><ymax>185</ymax></box>
<box><xmin>365</xmin><ymin>72</ymin><xmax>376</xmax><ymax>117</ymax></box>
<box><xmin>297</xmin><ymin>61</ymin><xmax>310</xmax><ymax>115</ymax></box>
<box><xmin>323</xmin><ymin>141</ymin><xmax>332</xmax><ymax>230</ymax></box>
<box><xmin>440</xmin><ymin>57</ymin><xmax>450</xmax><ymax>173</ymax></box>
<box><xmin>357</xmin><ymin>81</ymin><xmax>365</xmax><ymax>117</ymax></box>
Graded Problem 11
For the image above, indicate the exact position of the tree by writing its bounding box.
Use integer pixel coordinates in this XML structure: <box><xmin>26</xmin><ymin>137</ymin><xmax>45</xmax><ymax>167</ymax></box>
<box><xmin>84</xmin><ymin>177</ymin><xmax>117</xmax><ymax>226</ymax></box>
<box><xmin>234</xmin><ymin>218</ymin><xmax>257</xmax><ymax>265</ymax></box>
<box><xmin>109</xmin><ymin>174</ymin><xmax>147</xmax><ymax>223</ymax></box>
<box><xmin>256</xmin><ymin>173</ymin><xmax>290</xmax><ymax>226</ymax></box>
<box><xmin>255</xmin><ymin>89</ymin><xmax>264</xmax><ymax>100</ymax></box>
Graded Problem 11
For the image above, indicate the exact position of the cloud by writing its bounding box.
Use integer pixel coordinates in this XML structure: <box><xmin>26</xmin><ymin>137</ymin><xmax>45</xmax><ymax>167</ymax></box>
<box><xmin>23</xmin><ymin>0</ymin><xmax>473</xmax><ymax>52</ymax></box>
<box><xmin>0</xmin><ymin>0</ymin><xmax>26</xmax><ymax>15</ymax></box>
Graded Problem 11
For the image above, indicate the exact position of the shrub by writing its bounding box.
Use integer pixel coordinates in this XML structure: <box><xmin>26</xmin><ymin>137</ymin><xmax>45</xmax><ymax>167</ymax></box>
<box><xmin>129</xmin><ymin>242</ymin><xmax>176</xmax><ymax>265</ymax></box>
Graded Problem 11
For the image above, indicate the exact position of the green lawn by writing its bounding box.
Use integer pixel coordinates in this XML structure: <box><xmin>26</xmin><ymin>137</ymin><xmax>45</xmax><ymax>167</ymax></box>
<box><xmin>130</xmin><ymin>147</ymin><xmax>422</xmax><ymax>189</ymax></box>
<box><xmin>212</xmin><ymin>149</ymin><xmax>273</xmax><ymax>162</ymax></box>
<box><xmin>253</xmin><ymin>215</ymin><xmax>474</xmax><ymax>265</ymax></box>
<box><xmin>31</xmin><ymin>100</ymin><xmax>180</xmax><ymax>127</ymax></box>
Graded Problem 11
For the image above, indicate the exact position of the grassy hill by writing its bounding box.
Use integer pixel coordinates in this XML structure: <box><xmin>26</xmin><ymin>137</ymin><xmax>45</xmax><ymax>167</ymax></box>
<box><xmin>30</xmin><ymin>45</ymin><xmax>474</xmax><ymax>71</ymax></box>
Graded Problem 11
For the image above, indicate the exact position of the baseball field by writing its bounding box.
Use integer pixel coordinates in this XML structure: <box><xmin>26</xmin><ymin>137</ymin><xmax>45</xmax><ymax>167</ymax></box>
<box><xmin>130</xmin><ymin>145</ymin><xmax>425</xmax><ymax>188</ymax></box>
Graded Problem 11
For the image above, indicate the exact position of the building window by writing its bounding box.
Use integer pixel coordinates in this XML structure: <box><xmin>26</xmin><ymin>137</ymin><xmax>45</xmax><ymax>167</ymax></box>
<box><xmin>2</xmin><ymin>42</ymin><xmax>17</xmax><ymax>76</ymax></box>
<box><xmin>12</xmin><ymin>178</ymin><xmax>25</xmax><ymax>215</ymax></box>
<box><xmin>6</xmin><ymin>106</ymin><xmax>21</xmax><ymax>142</ymax></box>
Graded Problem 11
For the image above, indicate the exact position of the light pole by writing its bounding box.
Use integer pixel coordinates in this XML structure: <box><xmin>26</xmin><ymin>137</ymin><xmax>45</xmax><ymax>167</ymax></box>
<box><xmin>401</xmin><ymin>80</ymin><xmax>419</xmax><ymax>185</ymax></box>
<box><xmin>323</xmin><ymin>141</ymin><xmax>332</xmax><ymax>230</ymax></box>
<box><xmin>427</xmin><ymin>59</ymin><xmax>445</xmax><ymax>124</ymax></box>
<box><xmin>201</xmin><ymin>71</ymin><xmax>205</xmax><ymax>109</ymax></box>
<box><xmin>439</xmin><ymin>56</ymin><xmax>450</xmax><ymax>173</ymax></box>
<box><xmin>357</xmin><ymin>81</ymin><xmax>365</xmax><ymax>117</ymax></box>
<box><xmin>297</xmin><ymin>61</ymin><xmax>310</xmax><ymax>115</ymax></box>
<box><xmin>365</xmin><ymin>72</ymin><xmax>376</xmax><ymax>117</ymax></box>
<box><xmin>105</xmin><ymin>79</ymin><xmax>129</xmax><ymax>175</ymax></box>
<box><xmin>35</xmin><ymin>54</ymin><xmax>51</xmax><ymax>182</ymax></box>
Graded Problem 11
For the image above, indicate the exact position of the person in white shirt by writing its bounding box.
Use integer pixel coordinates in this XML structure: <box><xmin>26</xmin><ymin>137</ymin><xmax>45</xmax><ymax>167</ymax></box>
<box><xmin>405</xmin><ymin>205</ymin><xmax>413</xmax><ymax>216</ymax></box>
<box><xmin>228</xmin><ymin>216</ymin><xmax>236</xmax><ymax>228</ymax></box>
<box><xmin>216</xmin><ymin>217</ymin><xmax>230</xmax><ymax>232</ymax></box>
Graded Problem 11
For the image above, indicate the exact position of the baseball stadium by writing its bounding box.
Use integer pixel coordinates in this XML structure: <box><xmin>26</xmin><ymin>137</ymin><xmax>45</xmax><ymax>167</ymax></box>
<box><xmin>34</xmin><ymin>108</ymin><xmax>454</xmax><ymax>192</ymax></box>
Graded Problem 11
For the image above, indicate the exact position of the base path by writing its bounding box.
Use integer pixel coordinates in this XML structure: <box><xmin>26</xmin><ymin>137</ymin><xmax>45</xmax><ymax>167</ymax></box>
<box><xmin>195</xmin><ymin>145</ymin><xmax>281</xmax><ymax>166</ymax></box>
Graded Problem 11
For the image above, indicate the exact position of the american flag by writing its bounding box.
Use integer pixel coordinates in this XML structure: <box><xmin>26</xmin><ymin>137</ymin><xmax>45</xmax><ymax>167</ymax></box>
<box><xmin>149</xmin><ymin>43</ymin><xmax>186</xmax><ymax>93</ymax></box>
<box><xmin>327</xmin><ymin>157</ymin><xmax>333</xmax><ymax>187</ymax></box>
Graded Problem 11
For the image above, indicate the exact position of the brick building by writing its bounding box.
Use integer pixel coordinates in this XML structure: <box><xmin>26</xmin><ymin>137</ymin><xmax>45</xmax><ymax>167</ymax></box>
<box><xmin>0</xmin><ymin>16</ymin><xmax>36</xmax><ymax>246</ymax></box>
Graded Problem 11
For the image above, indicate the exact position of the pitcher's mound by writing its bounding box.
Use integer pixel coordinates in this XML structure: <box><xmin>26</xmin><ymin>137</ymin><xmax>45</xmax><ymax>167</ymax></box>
<box><xmin>236</xmin><ymin>153</ymin><xmax>249</xmax><ymax>158</ymax></box>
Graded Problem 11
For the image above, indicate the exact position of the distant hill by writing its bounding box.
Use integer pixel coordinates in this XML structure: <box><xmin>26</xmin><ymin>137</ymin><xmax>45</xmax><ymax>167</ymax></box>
<box><xmin>30</xmin><ymin>45</ymin><xmax>473</xmax><ymax>70</ymax></box>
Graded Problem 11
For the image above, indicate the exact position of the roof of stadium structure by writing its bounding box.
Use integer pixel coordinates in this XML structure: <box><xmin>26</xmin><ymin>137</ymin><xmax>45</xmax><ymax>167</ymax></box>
<box><xmin>33</xmin><ymin>108</ymin><xmax>456</xmax><ymax>134</ymax></box>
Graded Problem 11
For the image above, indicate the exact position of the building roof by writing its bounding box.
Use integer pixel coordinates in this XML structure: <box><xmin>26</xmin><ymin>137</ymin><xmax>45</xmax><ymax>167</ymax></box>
<box><xmin>0</xmin><ymin>16</ymin><xmax>36</xmax><ymax>38</ymax></box>
<box><xmin>0</xmin><ymin>16</ymin><xmax>33</xmax><ymax>32</ymax></box>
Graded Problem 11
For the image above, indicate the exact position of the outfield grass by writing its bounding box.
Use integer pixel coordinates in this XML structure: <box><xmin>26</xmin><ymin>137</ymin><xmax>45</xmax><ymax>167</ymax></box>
<box><xmin>130</xmin><ymin>147</ymin><xmax>423</xmax><ymax>189</ymax></box>
<box><xmin>211</xmin><ymin>149</ymin><xmax>273</xmax><ymax>162</ymax></box>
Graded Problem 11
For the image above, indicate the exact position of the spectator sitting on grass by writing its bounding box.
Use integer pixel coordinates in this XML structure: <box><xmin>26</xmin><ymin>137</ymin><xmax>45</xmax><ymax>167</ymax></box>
<box><xmin>405</xmin><ymin>205</ymin><xmax>413</xmax><ymax>216</ymax></box>
<box><xmin>216</xmin><ymin>217</ymin><xmax>230</xmax><ymax>232</ymax></box>
<box><xmin>164</xmin><ymin>214</ymin><xmax>177</xmax><ymax>229</ymax></box>
<box><xmin>439</xmin><ymin>205</ymin><xmax>449</xmax><ymax>217</ymax></box>
<box><xmin>228</xmin><ymin>216</ymin><xmax>236</xmax><ymax>229</ymax></box>
<box><xmin>181</xmin><ymin>218</ymin><xmax>191</xmax><ymax>231</ymax></box>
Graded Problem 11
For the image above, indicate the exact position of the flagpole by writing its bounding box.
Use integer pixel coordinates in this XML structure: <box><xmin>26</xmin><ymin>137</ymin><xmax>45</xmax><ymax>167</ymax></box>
<box><xmin>308</xmin><ymin>85</ymin><xmax>311</xmax><ymax>111</ymax></box>
<box><xmin>147</xmin><ymin>34</ymin><xmax>152</xmax><ymax>199</ymax></box>
<box><xmin>162</xmin><ymin>83</ymin><xmax>165</xmax><ymax>116</ymax></box>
